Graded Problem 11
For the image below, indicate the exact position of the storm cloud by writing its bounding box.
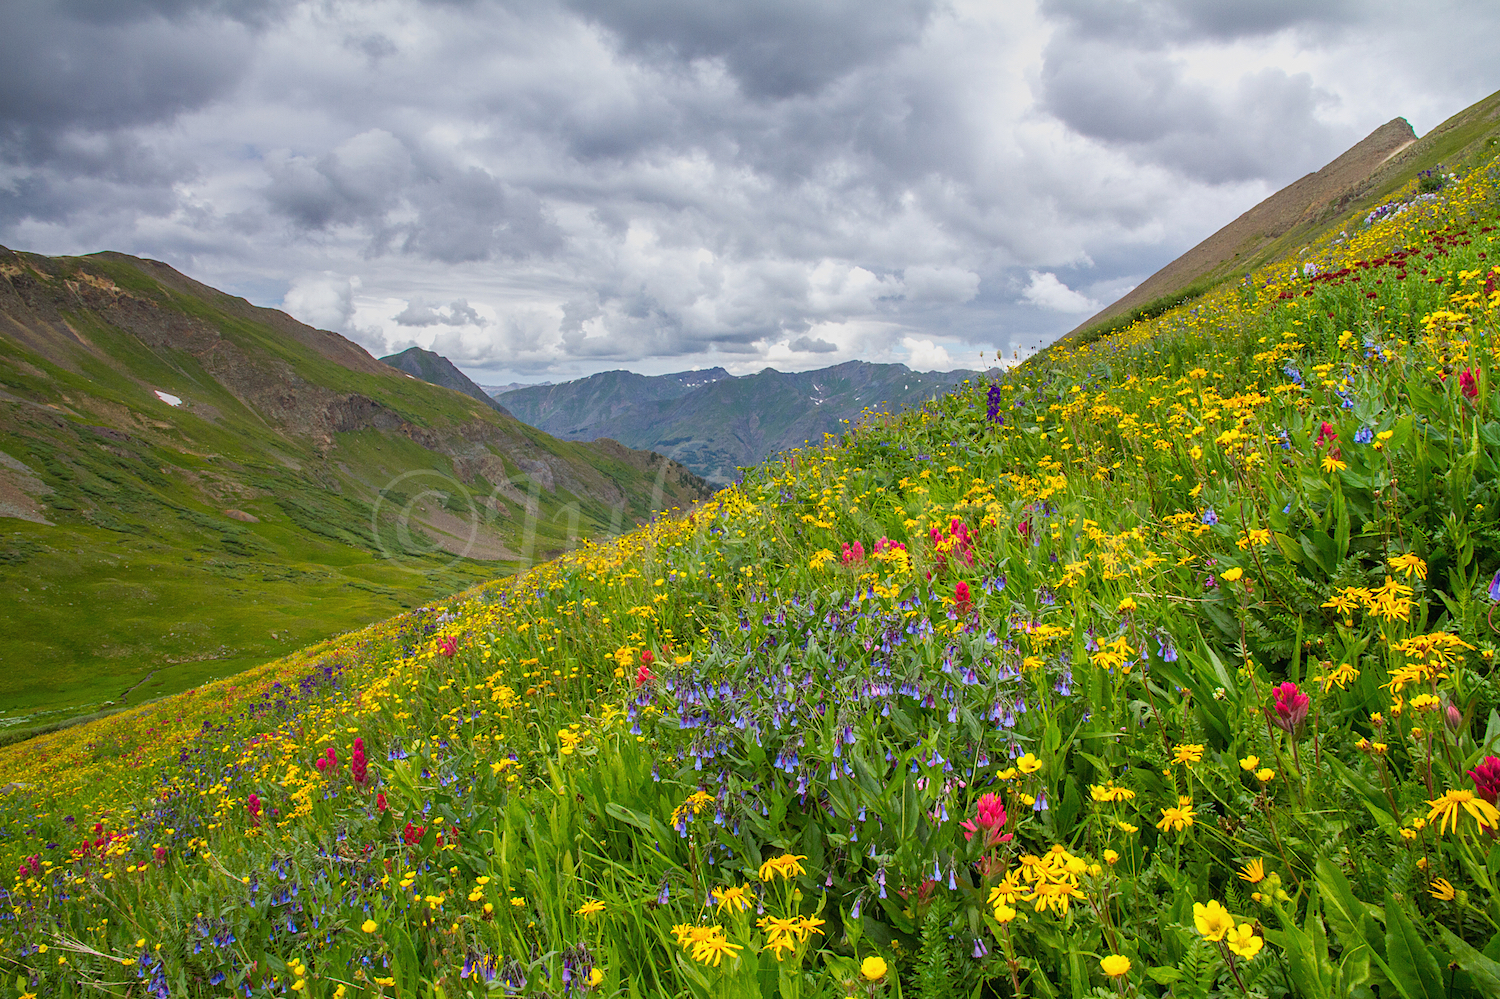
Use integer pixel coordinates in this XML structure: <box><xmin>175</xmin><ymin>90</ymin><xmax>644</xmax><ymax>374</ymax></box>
<box><xmin>2</xmin><ymin>0</ymin><xmax>1497</xmax><ymax>381</ymax></box>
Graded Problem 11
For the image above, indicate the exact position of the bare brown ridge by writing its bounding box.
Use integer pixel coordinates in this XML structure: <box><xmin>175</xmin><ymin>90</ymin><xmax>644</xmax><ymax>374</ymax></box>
<box><xmin>1058</xmin><ymin>85</ymin><xmax>1500</xmax><ymax>347</ymax></box>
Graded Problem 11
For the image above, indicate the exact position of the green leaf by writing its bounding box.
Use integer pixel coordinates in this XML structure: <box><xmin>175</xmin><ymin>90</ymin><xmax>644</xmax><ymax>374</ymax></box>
<box><xmin>604</xmin><ymin>802</ymin><xmax>674</xmax><ymax>842</ymax></box>
<box><xmin>1435</xmin><ymin>925</ymin><xmax>1500</xmax><ymax>994</ymax></box>
<box><xmin>1267</xmin><ymin>891</ymin><xmax>1331</xmax><ymax>999</ymax></box>
<box><xmin>1324</xmin><ymin>755</ymin><xmax>1399</xmax><ymax>834</ymax></box>
<box><xmin>1043</xmin><ymin>718</ymin><xmax>1062</xmax><ymax>756</ymax></box>
<box><xmin>1315</xmin><ymin>856</ymin><xmax>1381</xmax><ymax>955</ymax></box>
<box><xmin>1481</xmin><ymin>709</ymin><xmax>1500</xmax><ymax>754</ymax></box>
<box><xmin>1066</xmin><ymin>949</ymin><xmax>1090</xmax><ymax>999</ymax></box>
<box><xmin>1331</xmin><ymin>486</ymin><xmax>1351</xmax><ymax>563</ymax></box>
<box><xmin>1380</xmin><ymin>892</ymin><xmax>1444</xmax><ymax>999</ymax></box>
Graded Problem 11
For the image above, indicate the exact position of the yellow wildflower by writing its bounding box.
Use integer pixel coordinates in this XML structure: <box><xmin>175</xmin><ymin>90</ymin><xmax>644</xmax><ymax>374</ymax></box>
<box><xmin>1226</xmin><ymin>923</ymin><xmax>1263</xmax><ymax>959</ymax></box>
<box><xmin>714</xmin><ymin>884</ymin><xmax>753</xmax><ymax>914</ymax></box>
<box><xmin>1426</xmin><ymin>789</ymin><xmax>1500</xmax><ymax>837</ymax></box>
<box><xmin>1172</xmin><ymin>744</ymin><xmax>1205</xmax><ymax>766</ymax></box>
<box><xmin>1091</xmin><ymin>783</ymin><xmax>1135</xmax><ymax>803</ymax></box>
<box><xmin>757</xmin><ymin>854</ymin><xmax>808</xmax><ymax>882</ymax></box>
<box><xmin>1156</xmin><ymin>797</ymin><xmax>1196</xmax><ymax>833</ymax></box>
<box><xmin>1387</xmin><ymin>553</ymin><xmax>1427</xmax><ymax>580</ymax></box>
<box><xmin>1193</xmin><ymin>900</ymin><xmax>1234</xmax><ymax>942</ymax></box>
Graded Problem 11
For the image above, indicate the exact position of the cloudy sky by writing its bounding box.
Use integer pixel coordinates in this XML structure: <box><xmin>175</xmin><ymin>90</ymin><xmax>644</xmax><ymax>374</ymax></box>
<box><xmin>4</xmin><ymin>0</ymin><xmax>1498</xmax><ymax>384</ymax></box>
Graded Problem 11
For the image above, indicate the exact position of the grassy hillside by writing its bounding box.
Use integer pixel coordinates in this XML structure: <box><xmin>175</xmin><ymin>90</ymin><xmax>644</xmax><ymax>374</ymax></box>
<box><xmin>0</xmin><ymin>249</ymin><xmax>708</xmax><ymax>733</ymax></box>
<box><xmin>1</xmin><ymin>148</ymin><xmax>1499</xmax><ymax>998</ymax></box>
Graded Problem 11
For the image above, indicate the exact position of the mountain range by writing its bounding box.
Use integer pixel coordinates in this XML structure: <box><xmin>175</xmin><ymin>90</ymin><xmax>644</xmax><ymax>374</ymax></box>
<box><xmin>0</xmin><ymin>248</ymin><xmax>707</xmax><ymax>732</ymax></box>
<box><xmin>494</xmin><ymin>361</ymin><xmax>980</xmax><ymax>483</ymax></box>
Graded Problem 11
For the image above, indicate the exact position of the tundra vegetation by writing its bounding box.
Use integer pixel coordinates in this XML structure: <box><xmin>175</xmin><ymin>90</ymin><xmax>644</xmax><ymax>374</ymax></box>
<box><xmin>3</xmin><ymin>157</ymin><xmax>1500</xmax><ymax>999</ymax></box>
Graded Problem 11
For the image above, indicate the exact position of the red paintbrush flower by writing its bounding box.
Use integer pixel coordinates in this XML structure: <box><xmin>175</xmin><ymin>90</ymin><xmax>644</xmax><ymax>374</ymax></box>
<box><xmin>1267</xmin><ymin>681</ymin><xmax>1310</xmax><ymax>735</ymax></box>
<box><xmin>954</xmin><ymin>580</ymin><xmax>972</xmax><ymax>617</ymax></box>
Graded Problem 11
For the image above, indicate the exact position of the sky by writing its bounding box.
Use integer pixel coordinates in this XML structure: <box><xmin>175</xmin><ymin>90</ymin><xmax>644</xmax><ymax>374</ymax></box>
<box><xmin>3</xmin><ymin>1</ymin><xmax>1499</xmax><ymax>385</ymax></box>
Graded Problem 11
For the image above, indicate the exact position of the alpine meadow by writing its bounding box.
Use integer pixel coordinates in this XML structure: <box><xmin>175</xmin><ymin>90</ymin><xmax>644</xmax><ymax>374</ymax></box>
<box><xmin>9</xmin><ymin>96</ymin><xmax>1500</xmax><ymax>999</ymax></box>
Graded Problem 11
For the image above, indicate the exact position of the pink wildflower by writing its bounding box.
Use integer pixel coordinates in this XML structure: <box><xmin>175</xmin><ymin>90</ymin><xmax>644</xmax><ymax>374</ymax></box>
<box><xmin>1267</xmin><ymin>681</ymin><xmax>1310</xmax><ymax>735</ymax></box>
<box><xmin>1470</xmin><ymin>756</ymin><xmax>1500</xmax><ymax>804</ymax></box>
<box><xmin>351</xmin><ymin>737</ymin><xmax>368</xmax><ymax>785</ymax></box>
<box><xmin>954</xmin><ymin>580</ymin><xmax>972</xmax><ymax>617</ymax></box>
<box><xmin>959</xmin><ymin>792</ymin><xmax>1012</xmax><ymax>847</ymax></box>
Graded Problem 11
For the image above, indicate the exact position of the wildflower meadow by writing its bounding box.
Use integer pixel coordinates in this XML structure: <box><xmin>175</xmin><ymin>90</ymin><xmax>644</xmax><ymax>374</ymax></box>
<box><xmin>3</xmin><ymin>155</ymin><xmax>1500</xmax><ymax>998</ymax></box>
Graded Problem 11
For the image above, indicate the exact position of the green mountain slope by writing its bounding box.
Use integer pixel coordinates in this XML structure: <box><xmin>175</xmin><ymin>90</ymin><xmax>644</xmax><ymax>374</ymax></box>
<box><xmin>0</xmin><ymin>247</ymin><xmax>709</xmax><ymax>733</ymax></box>
<box><xmin>1058</xmin><ymin>85</ymin><xmax>1500</xmax><ymax>350</ymax></box>
<box><xmin>499</xmin><ymin>360</ymin><xmax>978</xmax><ymax>482</ymax></box>
<box><xmin>378</xmin><ymin>345</ymin><xmax>514</xmax><ymax>416</ymax></box>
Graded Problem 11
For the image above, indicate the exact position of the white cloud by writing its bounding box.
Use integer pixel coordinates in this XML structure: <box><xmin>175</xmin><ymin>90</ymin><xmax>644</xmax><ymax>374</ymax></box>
<box><xmin>902</xmin><ymin>336</ymin><xmax>953</xmax><ymax>370</ymax></box>
<box><xmin>283</xmin><ymin>272</ymin><xmax>358</xmax><ymax>331</ymax></box>
<box><xmin>1020</xmin><ymin>270</ymin><xmax>1099</xmax><ymax>313</ymax></box>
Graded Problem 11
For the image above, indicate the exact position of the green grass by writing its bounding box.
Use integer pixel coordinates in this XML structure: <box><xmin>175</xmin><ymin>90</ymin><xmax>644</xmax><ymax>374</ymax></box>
<box><xmin>0</xmin><ymin>514</ymin><xmax>501</xmax><ymax>726</ymax></box>
<box><xmin>1050</xmin><ymin>278</ymin><xmax>1219</xmax><ymax>354</ymax></box>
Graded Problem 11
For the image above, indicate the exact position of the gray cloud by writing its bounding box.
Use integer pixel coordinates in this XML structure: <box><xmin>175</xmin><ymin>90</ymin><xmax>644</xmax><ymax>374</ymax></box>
<box><xmin>1040</xmin><ymin>42</ymin><xmax>1345</xmax><ymax>183</ymax></box>
<box><xmin>790</xmin><ymin>335</ymin><xmax>837</xmax><ymax>353</ymax></box>
<box><xmin>264</xmin><ymin>130</ymin><xmax>563</xmax><ymax>263</ymax></box>
<box><xmin>564</xmin><ymin>0</ymin><xmax>938</xmax><ymax>99</ymax></box>
<box><xmin>0</xmin><ymin>1</ymin><xmax>261</xmax><ymax>142</ymax></box>
<box><xmin>1</xmin><ymin>0</ymin><xmax>1497</xmax><ymax>382</ymax></box>
<box><xmin>57</xmin><ymin>0</ymin><xmax>292</xmax><ymax>26</ymax></box>
<box><xmin>1038</xmin><ymin>0</ymin><xmax>1358</xmax><ymax>46</ymax></box>
<box><xmin>394</xmin><ymin>298</ymin><xmax>488</xmax><ymax>327</ymax></box>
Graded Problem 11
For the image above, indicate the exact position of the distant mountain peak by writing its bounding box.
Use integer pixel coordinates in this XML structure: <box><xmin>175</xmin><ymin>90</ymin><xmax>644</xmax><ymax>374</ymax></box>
<box><xmin>379</xmin><ymin>346</ymin><xmax>513</xmax><ymax>417</ymax></box>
